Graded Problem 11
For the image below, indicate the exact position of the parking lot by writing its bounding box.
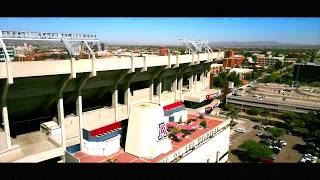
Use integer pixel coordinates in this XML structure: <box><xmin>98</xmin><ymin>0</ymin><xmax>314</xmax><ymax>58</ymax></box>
<box><xmin>274</xmin><ymin>135</ymin><xmax>305</xmax><ymax>162</ymax></box>
<box><xmin>228</xmin><ymin>118</ymin><xmax>259</xmax><ymax>163</ymax></box>
<box><xmin>228</xmin><ymin>118</ymin><xmax>306</xmax><ymax>163</ymax></box>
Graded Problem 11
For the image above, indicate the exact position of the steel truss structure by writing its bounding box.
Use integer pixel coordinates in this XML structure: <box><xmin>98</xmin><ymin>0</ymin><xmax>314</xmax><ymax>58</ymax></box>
<box><xmin>0</xmin><ymin>30</ymin><xmax>100</xmax><ymax>61</ymax></box>
<box><xmin>178</xmin><ymin>39</ymin><xmax>213</xmax><ymax>54</ymax></box>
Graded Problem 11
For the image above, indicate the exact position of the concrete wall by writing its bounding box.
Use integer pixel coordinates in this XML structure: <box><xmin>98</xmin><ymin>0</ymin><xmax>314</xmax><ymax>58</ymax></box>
<box><xmin>0</xmin><ymin>52</ymin><xmax>224</xmax><ymax>79</ymax></box>
<box><xmin>178</xmin><ymin>127</ymin><xmax>230</xmax><ymax>163</ymax></box>
<box><xmin>131</xmin><ymin>88</ymin><xmax>151</xmax><ymax>104</ymax></box>
<box><xmin>64</xmin><ymin>115</ymin><xmax>80</xmax><ymax>139</ymax></box>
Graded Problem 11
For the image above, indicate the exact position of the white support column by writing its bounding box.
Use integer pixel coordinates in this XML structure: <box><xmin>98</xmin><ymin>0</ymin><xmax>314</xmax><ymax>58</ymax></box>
<box><xmin>2</xmin><ymin>107</ymin><xmax>11</xmax><ymax>149</ymax></box>
<box><xmin>206</xmin><ymin>71</ymin><xmax>210</xmax><ymax>89</ymax></box>
<box><xmin>149</xmin><ymin>79</ymin><xmax>154</xmax><ymax>102</ymax></box>
<box><xmin>76</xmin><ymin>96</ymin><xmax>84</xmax><ymax>151</ymax></box>
<box><xmin>112</xmin><ymin>86</ymin><xmax>118</xmax><ymax>122</ymax></box>
<box><xmin>188</xmin><ymin>76</ymin><xmax>193</xmax><ymax>92</ymax></box>
<box><xmin>178</xmin><ymin>77</ymin><xmax>183</xmax><ymax>100</ymax></box>
<box><xmin>57</xmin><ymin>98</ymin><xmax>66</xmax><ymax>162</ymax></box>
<box><xmin>124</xmin><ymin>83</ymin><xmax>130</xmax><ymax>115</ymax></box>
<box><xmin>201</xmin><ymin>71</ymin><xmax>205</xmax><ymax>90</ymax></box>
<box><xmin>157</xmin><ymin>79</ymin><xmax>162</xmax><ymax>103</ymax></box>
<box><xmin>172</xmin><ymin>77</ymin><xmax>177</xmax><ymax>101</ymax></box>
<box><xmin>172</xmin><ymin>77</ymin><xmax>177</xmax><ymax>92</ymax></box>
<box><xmin>70</xmin><ymin>57</ymin><xmax>76</xmax><ymax>78</ymax></box>
<box><xmin>193</xmin><ymin>74</ymin><xmax>197</xmax><ymax>94</ymax></box>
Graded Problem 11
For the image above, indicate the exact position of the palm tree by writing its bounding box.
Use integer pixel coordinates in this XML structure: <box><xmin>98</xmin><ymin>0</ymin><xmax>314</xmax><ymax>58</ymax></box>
<box><xmin>262</xmin><ymin>108</ymin><xmax>271</xmax><ymax>125</ymax></box>
<box><xmin>227</xmin><ymin>108</ymin><xmax>240</xmax><ymax>127</ymax></box>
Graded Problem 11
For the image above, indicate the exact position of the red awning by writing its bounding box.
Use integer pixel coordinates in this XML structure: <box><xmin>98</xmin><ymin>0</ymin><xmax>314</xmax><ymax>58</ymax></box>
<box><xmin>166</xmin><ymin>122</ymin><xmax>177</xmax><ymax>128</ymax></box>
<box><xmin>175</xmin><ymin>133</ymin><xmax>184</xmax><ymax>139</ymax></box>
<box><xmin>163</xmin><ymin>101</ymin><xmax>184</xmax><ymax>111</ymax></box>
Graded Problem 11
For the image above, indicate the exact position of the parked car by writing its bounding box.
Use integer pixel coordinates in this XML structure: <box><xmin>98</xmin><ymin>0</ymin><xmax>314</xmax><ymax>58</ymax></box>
<box><xmin>300</xmin><ymin>157</ymin><xmax>314</xmax><ymax>163</ymax></box>
<box><xmin>272</xmin><ymin>140</ymin><xmax>283</xmax><ymax>147</ymax></box>
<box><xmin>272</xmin><ymin>147</ymin><xmax>281</xmax><ymax>154</ymax></box>
<box><xmin>260</xmin><ymin>139</ymin><xmax>271</xmax><ymax>146</ymax></box>
<box><xmin>234</xmin><ymin>128</ymin><xmax>246</xmax><ymax>133</ymax></box>
<box><xmin>256</xmin><ymin>132</ymin><xmax>263</xmax><ymax>136</ymax></box>
<box><xmin>280</xmin><ymin>140</ymin><xmax>287</xmax><ymax>146</ymax></box>
<box><xmin>301</xmin><ymin>154</ymin><xmax>317</xmax><ymax>163</ymax></box>
<box><xmin>253</xmin><ymin>125</ymin><xmax>260</xmax><ymax>129</ymax></box>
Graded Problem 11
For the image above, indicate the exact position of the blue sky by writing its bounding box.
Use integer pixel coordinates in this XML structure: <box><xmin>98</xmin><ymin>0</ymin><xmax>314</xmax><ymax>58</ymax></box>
<box><xmin>0</xmin><ymin>18</ymin><xmax>319</xmax><ymax>45</ymax></box>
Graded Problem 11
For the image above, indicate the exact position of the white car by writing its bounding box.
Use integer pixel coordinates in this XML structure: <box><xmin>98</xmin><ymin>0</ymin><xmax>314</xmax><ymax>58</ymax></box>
<box><xmin>234</xmin><ymin>128</ymin><xmax>246</xmax><ymax>133</ymax></box>
<box><xmin>273</xmin><ymin>146</ymin><xmax>282</xmax><ymax>151</ymax></box>
<box><xmin>257</xmin><ymin>96</ymin><xmax>264</xmax><ymax>100</ymax></box>
<box><xmin>304</xmin><ymin>154</ymin><xmax>317</xmax><ymax>161</ymax></box>
<box><xmin>280</xmin><ymin>140</ymin><xmax>287</xmax><ymax>146</ymax></box>
<box><xmin>256</xmin><ymin>132</ymin><xmax>263</xmax><ymax>136</ymax></box>
<box><xmin>300</xmin><ymin>157</ymin><xmax>317</xmax><ymax>163</ymax></box>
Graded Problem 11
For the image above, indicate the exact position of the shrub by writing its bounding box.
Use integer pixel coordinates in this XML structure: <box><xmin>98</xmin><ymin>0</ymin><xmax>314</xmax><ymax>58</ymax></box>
<box><xmin>171</xmin><ymin>127</ymin><xmax>181</xmax><ymax>135</ymax></box>
<box><xmin>200</xmin><ymin>120</ymin><xmax>207</xmax><ymax>128</ymax></box>
<box><xmin>106</xmin><ymin>159</ymin><xmax>117</xmax><ymax>163</ymax></box>
<box><xmin>230</xmin><ymin>121</ymin><xmax>238</xmax><ymax>127</ymax></box>
<box><xmin>179</xmin><ymin>117</ymin><xmax>183</xmax><ymax>124</ymax></box>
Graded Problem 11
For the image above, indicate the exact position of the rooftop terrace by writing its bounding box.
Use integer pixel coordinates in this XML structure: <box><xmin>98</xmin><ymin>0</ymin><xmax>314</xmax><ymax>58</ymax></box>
<box><xmin>73</xmin><ymin>115</ymin><xmax>229</xmax><ymax>163</ymax></box>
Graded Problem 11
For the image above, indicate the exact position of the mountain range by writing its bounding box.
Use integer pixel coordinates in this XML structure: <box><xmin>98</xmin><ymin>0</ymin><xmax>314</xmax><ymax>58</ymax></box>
<box><xmin>208</xmin><ymin>41</ymin><xmax>320</xmax><ymax>48</ymax></box>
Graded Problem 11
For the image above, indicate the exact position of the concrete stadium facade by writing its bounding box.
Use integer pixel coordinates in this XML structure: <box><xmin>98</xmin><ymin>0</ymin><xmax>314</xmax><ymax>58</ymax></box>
<box><xmin>0</xmin><ymin>52</ymin><xmax>225</xmax><ymax>162</ymax></box>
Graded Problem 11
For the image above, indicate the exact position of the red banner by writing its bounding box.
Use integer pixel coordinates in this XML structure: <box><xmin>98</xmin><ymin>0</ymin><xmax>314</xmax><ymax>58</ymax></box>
<box><xmin>90</xmin><ymin>121</ymin><xmax>122</xmax><ymax>136</ymax></box>
<box><xmin>163</xmin><ymin>101</ymin><xmax>184</xmax><ymax>111</ymax></box>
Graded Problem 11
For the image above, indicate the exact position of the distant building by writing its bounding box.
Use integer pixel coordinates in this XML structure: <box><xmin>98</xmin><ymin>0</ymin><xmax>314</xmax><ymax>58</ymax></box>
<box><xmin>284</xmin><ymin>58</ymin><xmax>297</xmax><ymax>64</ymax></box>
<box><xmin>209</xmin><ymin>64</ymin><xmax>224</xmax><ymax>89</ymax></box>
<box><xmin>0</xmin><ymin>46</ymin><xmax>15</xmax><ymax>61</ymax></box>
<box><xmin>223</xmin><ymin>50</ymin><xmax>245</xmax><ymax>68</ymax></box>
<box><xmin>229</xmin><ymin>68</ymin><xmax>253</xmax><ymax>80</ymax></box>
<box><xmin>293</xmin><ymin>63</ymin><xmax>320</xmax><ymax>82</ymax></box>
<box><xmin>159</xmin><ymin>47</ymin><xmax>169</xmax><ymax>56</ymax></box>
<box><xmin>267</xmin><ymin>56</ymin><xmax>284</xmax><ymax>67</ymax></box>
<box><xmin>257</xmin><ymin>56</ymin><xmax>284</xmax><ymax>68</ymax></box>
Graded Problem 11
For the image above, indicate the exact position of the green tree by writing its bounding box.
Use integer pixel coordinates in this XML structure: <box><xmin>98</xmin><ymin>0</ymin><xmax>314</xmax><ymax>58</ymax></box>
<box><xmin>262</xmin><ymin>108</ymin><xmax>271</xmax><ymax>124</ymax></box>
<box><xmin>179</xmin><ymin>49</ymin><xmax>186</xmax><ymax>55</ymax></box>
<box><xmin>227</xmin><ymin>107</ymin><xmax>240</xmax><ymax>124</ymax></box>
<box><xmin>261</xmin><ymin>50</ymin><xmax>268</xmax><ymax>56</ymax></box>
<box><xmin>266</xmin><ymin>127</ymin><xmax>285</xmax><ymax>138</ymax></box>
<box><xmin>244</xmin><ymin>52</ymin><xmax>253</xmax><ymax>57</ymax></box>
<box><xmin>223</xmin><ymin>103</ymin><xmax>235</xmax><ymax>111</ymax></box>
<box><xmin>242</xmin><ymin>60</ymin><xmax>251</xmax><ymax>67</ymax></box>
<box><xmin>227</xmin><ymin>72</ymin><xmax>243</xmax><ymax>87</ymax></box>
<box><xmin>248</xmin><ymin>108</ymin><xmax>263</xmax><ymax>116</ymax></box>
<box><xmin>213</xmin><ymin>75</ymin><xmax>225</xmax><ymax>88</ymax></box>
<box><xmin>308</xmin><ymin>81</ymin><xmax>320</xmax><ymax>87</ymax></box>
<box><xmin>239</xmin><ymin>140</ymin><xmax>273</xmax><ymax>161</ymax></box>
<box><xmin>292</xmin><ymin>127</ymin><xmax>309</xmax><ymax>135</ymax></box>
<box><xmin>252</xmin><ymin>56</ymin><xmax>257</xmax><ymax>63</ymax></box>
<box><xmin>273</xmin><ymin>61</ymin><xmax>283</xmax><ymax>70</ymax></box>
